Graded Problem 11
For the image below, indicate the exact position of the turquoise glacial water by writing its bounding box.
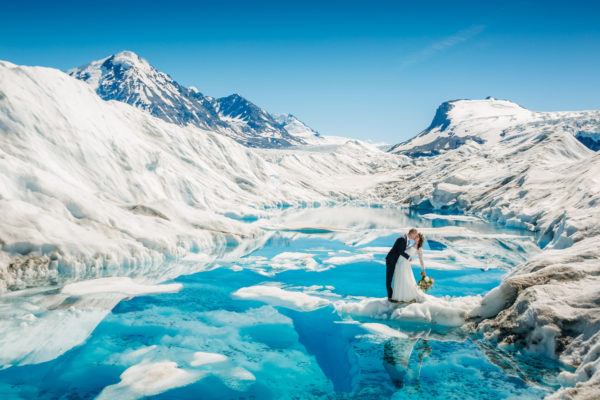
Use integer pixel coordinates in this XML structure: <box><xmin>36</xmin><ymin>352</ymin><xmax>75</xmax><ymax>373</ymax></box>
<box><xmin>0</xmin><ymin>207</ymin><xmax>563</xmax><ymax>399</ymax></box>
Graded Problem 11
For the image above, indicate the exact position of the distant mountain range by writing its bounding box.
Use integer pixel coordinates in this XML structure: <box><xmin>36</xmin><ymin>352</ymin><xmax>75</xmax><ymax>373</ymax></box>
<box><xmin>390</xmin><ymin>97</ymin><xmax>600</xmax><ymax>156</ymax></box>
<box><xmin>68</xmin><ymin>51</ymin><xmax>327</xmax><ymax>148</ymax></box>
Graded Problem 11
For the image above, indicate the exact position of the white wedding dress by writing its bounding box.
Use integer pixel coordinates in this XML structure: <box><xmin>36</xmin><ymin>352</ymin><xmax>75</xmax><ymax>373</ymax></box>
<box><xmin>391</xmin><ymin>246</ymin><xmax>424</xmax><ymax>302</ymax></box>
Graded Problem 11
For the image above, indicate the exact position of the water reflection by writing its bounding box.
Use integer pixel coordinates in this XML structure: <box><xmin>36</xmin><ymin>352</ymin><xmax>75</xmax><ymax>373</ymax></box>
<box><xmin>382</xmin><ymin>329</ymin><xmax>433</xmax><ymax>389</ymax></box>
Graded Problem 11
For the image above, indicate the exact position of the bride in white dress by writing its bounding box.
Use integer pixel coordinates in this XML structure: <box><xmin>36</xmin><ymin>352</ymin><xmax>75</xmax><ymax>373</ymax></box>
<box><xmin>391</xmin><ymin>233</ymin><xmax>426</xmax><ymax>303</ymax></box>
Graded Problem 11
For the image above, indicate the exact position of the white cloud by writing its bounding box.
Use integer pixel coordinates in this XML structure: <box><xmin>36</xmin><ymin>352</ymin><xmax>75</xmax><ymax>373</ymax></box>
<box><xmin>400</xmin><ymin>24</ymin><xmax>486</xmax><ymax>69</ymax></box>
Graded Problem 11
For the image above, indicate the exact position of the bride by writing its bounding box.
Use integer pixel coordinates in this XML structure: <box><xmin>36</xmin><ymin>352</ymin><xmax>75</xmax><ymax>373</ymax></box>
<box><xmin>391</xmin><ymin>233</ymin><xmax>426</xmax><ymax>303</ymax></box>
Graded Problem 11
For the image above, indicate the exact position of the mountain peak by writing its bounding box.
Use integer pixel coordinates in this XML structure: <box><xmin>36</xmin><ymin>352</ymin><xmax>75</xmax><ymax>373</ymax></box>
<box><xmin>112</xmin><ymin>50</ymin><xmax>141</xmax><ymax>62</ymax></box>
<box><xmin>389</xmin><ymin>98</ymin><xmax>535</xmax><ymax>156</ymax></box>
<box><xmin>425</xmin><ymin>98</ymin><xmax>527</xmax><ymax>133</ymax></box>
<box><xmin>104</xmin><ymin>50</ymin><xmax>152</xmax><ymax>70</ymax></box>
<box><xmin>221</xmin><ymin>93</ymin><xmax>245</xmax><ymax>102</ymax></box>
<box><xmin>68</xmin><ymin>52</ymin><xmax>310</xmax><ymax>148</ymax></box>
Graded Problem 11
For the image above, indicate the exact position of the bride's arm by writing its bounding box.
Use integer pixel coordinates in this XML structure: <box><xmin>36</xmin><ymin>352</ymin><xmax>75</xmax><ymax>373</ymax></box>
<box><xmin>418</xmin><ymin>249</ymin><xmax>426</xmax><ymax>277</ymax></box>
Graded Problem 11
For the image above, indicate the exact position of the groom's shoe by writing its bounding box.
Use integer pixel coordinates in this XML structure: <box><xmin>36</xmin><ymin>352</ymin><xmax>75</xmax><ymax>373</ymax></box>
<box><xmin>388</xmin><ymin>298</ymin><xmax>398</xmax><ymax>303</ymax></box>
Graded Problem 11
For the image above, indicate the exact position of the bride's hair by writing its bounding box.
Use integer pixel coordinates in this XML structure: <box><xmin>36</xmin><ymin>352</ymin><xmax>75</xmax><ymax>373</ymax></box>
<box><xmin>416</xmin><ymin>232</ymin><xmax>425</xmax><ymax>249</ymax></box>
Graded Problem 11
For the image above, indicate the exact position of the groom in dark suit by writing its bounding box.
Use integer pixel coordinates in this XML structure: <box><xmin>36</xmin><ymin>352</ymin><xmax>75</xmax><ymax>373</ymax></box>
<box><xmin>386</xmin><ymin>228</ymin><xmax>419</xmax><ymax>301</ymax></box>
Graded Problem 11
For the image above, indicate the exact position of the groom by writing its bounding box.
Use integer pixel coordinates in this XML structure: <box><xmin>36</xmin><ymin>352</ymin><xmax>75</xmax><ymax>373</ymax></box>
<box><xmin>386</xmin><ymin>228</ymin><xmax>419</xmax><ymax>301</ymax></box>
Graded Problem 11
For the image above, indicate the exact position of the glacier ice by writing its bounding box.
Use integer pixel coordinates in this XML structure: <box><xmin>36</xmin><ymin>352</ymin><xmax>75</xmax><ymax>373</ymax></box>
<box><xmin>1</xmin><ymin>56</ymin><xmax>599</xmax><ymax>397</ymax></box>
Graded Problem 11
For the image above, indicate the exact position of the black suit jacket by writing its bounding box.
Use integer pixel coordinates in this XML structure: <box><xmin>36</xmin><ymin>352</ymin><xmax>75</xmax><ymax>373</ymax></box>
<box><xmin>386</xmin><ymin>234</ymin><xmax>410</xmax><ymax>267</ymax></box>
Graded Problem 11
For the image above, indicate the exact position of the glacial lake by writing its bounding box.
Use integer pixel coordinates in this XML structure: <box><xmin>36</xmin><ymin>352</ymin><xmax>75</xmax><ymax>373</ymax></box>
<box><xmin>0</xmin><ymin>206</ymin><xmax>565</xmax><ymax>399</ymax></box>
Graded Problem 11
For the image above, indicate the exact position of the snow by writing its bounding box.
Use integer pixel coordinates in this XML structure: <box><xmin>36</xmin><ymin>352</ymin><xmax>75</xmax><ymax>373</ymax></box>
<box><xmin>391</xmin><ymin>97</ymin><xmax>600</xmax><ymax>156</ymax></box>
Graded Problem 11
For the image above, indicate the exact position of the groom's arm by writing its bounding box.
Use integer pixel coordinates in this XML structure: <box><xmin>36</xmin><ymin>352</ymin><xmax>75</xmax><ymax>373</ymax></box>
<box><xmin>397</xmin><ymin>237</ymin><xmax>410</xmax><ymax>260</ymax></box>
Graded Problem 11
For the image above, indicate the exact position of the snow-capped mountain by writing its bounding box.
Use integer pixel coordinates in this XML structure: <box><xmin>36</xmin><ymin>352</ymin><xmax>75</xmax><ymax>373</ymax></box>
<box><xmin>67</xmin><ymin>51</ymin><xmax>225</xmax><ymax>129</ymax></box>
<box><xmin>67</xmin><ymin>51</ymin><xmax>306</xmax><ymax>148</ymax></box>
<box><xmin>273</xmin><ymin>113</ymin><xmax>358</xmax><ymax>147</ymax></box>
<box><xmin>273</xmin><ymin>113</ymin><xmax>322</xmax><ymax>142</ymax></box>
<box><xmin>213</xmin><ymin>93</ymin><xmax>301</xmax><ymax>147</ymax></box>
<box><xmin>390</xmin><ymin>97</ymin><xmax>600</xmax><ymax>156</ymax></box>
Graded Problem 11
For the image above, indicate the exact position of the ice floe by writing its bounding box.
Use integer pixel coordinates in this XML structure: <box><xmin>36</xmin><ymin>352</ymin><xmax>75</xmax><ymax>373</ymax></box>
<box><xmin>232</xmin><ymin>284</ymin><xmax>331</xmax><ymax>311</ymax></box>
<box><xmin>335</xmin><ymin>295</ymin><xmax>482</xmax><ymax>327</ymax></box>
<box><xmin>96</xmin><ymin>360</ymin><xmax>201</xmax><ymax>400</ymax></box>
<box><xmin>191</xmin><ymin>351</ymin><xmax>229</xmax><ymax>367</ymax></box>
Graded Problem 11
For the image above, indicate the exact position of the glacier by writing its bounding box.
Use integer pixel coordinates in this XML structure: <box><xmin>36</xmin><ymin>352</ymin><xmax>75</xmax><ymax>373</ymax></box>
<box><xmin>1</xmin><ymin>58</ymin><xmax>599</xmax><ymax>398</ymax></box>
<box><xmin>0</xmin><ymin>60</ymin><xmax>402</xmax><ymax>292</ymax></box>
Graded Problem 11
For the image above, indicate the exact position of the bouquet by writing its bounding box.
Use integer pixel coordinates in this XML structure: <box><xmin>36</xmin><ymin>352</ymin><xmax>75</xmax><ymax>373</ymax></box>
<box><xmin>418</xmin><ymin>276</ymin><xmax>434</xmax><ymax>292</ymax></box>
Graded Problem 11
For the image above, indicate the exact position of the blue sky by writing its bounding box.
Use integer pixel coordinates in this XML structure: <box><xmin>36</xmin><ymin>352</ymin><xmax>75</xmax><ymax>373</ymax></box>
<box><xmin>1</xmin><ymin>0</ymin><xmax>599</xmax><ymax>142</ymax></box>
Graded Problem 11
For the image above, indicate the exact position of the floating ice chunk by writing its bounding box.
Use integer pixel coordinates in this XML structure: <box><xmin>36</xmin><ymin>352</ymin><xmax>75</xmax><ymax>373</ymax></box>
<box><xmin>96</xmin><ymin>361</ymin><xmax>201</xmax><ymax>400</ymax></box>
<box><xmin>335</xmin><ymin>295</ymin><xmax>482</xmax><ymax>327</ymax></box>
<box><xmin>191</xmin><ymin>351</ymin><xmax>228</xmax><ymax>366</ymax></box>
<box><xmin>324</xmin><ymin>253</ymin><xmax>374</xmax><ymax>265</ymax></box>
<box><xmin>233</xmin><ymin>285</ymin><xmax>330</xmax><ymax>311</ymax></box>
<box><xmin>61</xmin><ymin>277</ymin><xmax>182</xmax><ymax>296</ymax></box>
<box><xmin>360</xmin><ymin>323</ymin><xmax>409</xmax><ymax>338</ymax></box>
